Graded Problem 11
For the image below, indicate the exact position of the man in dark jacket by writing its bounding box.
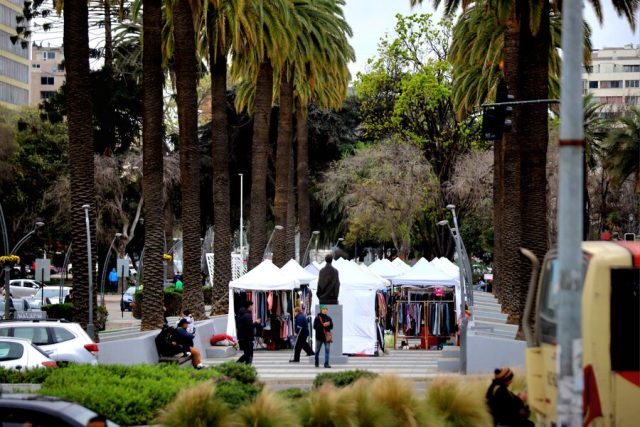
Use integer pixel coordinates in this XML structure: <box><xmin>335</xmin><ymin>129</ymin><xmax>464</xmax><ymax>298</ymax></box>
<box><xmin>175</xmin><ymin>318</ymin><xmax>204</xmax><ymax>369</ymax></box>
<box><xmin>236</xmin><ymin>300</ymin><xmax>258</xmax><ymax>364</ymax></box>
<box><xmin>290</xmin><ymin>307</ymin><xmax>314</xmax><ymax>362</ymax></box>
<box><xmin>486</xmin><ymin>367</ymin><xmax>533</xmax><ymax>426</ymax></box>
<box><xmin>317</xmin><ymin>254</ymin><xmax>340</xmax><ymax>304</ymax></box>
<box><xmin>313</xmin><ymin>305</ymin><xmax>333</xmax><ymax>368</ymax></box>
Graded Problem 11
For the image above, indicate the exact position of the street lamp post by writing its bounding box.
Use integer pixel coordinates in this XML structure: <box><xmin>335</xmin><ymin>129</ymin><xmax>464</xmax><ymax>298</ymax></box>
<box><xmin>100</xmin><ymin>233</ymin><xmax>122</xmax><ymax>306</ymax></box>
<box><xmin>446</xmin><ymin>205</ymin><xmax>474</xmax><ymax>307</ymax></box>
<box><xmin>239</xmin><ymin>173</ymin><xmax>244</xmax><ymax>259</ymax></box>
<box><xmin>82</xmin><ymin>204</ymin><xmax>95</xmax><ymax>339</ymax></box>
<box><xmin>3</xmin><ymin>221</ymin><xmax>44</xmax><ymax>319</ymax></box>
<box><xmin>332</xmin><ymin>237</ymin><xmax>344</xmax><ymax>257</ymax></box>
<box><xmin>302</xmin><ymin>231</ymin><xmax>320</xmax><ymax>267</ymax></box>
<box><xmin>263</xmin><ymin>225</ymin><xmax>284</xmax><ymax>261</ymax></box>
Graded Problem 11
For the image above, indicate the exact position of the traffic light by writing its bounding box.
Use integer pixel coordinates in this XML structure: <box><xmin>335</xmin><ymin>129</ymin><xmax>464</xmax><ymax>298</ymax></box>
<box><xmin>481</xmin><ymin>81</ymin><xmax>514</xmax><ymax>141</ymax></box>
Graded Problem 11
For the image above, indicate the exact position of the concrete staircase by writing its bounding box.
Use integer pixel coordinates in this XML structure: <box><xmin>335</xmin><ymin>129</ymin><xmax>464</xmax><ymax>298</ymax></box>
<box><xmin>436</xmin><ymin>290</ymin><xmax>526</xmax><ymax>374</ymax></box>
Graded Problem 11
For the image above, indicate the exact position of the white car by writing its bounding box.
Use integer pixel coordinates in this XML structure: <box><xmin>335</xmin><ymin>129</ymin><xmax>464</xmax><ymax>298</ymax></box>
<box><xmin>0</xmin><ymin>320</ymin><xmax>98</xmax><ymax>365</ymax></box>
<box><xmin>0</xmin><ymin>337</ymin><xmax>57</xmax><ymax>370</ymax></box>
<box><xmin>7</xmin><ymin>279</ymin><xmax>44</xmax><ymax>298</ymax></box>
<box><xmin>27</xmin><ymin>286</ymin><xmax>71</xmax><ymax>309</ymax></box>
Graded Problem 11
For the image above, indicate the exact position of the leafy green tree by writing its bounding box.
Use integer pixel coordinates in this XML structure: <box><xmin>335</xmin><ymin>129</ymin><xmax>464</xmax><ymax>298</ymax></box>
<box><xmin>603</xmin><ymin>108</ymin><xmax>640</xmax><ymax>193</ymax></box>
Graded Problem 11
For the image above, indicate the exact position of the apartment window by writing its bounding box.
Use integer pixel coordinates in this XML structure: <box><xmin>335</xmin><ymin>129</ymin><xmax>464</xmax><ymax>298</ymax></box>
<box><xmin>625</xmin><ymin>80</ymin><xmax>639</xmax><ymax>88</ymax></box>
<box><xmin>600</xmin><ymin>81</ymin><xmax>622</xmax><ymax>89</ymax></box>
<box><xmin>602</xmin><ymin>96</ymin><xmax>624</xmax><ymax>104</ymax></box>
<box><xmin>589</xmin><ymin>81</ymin><xmax>598</xmax><ymax>89</ymax></box>
<box><xmin>625</xmin><ymin>96</ymin><xmax>640</xmax><ymax>105</ymax></box>
<box><xmin>623</xmin><ymin>65</ymin><xmax>640</xmax><ymax>72</ymax></box>
<box><xmin>32</xmin><ymin>64</ymin><xmax>40</xmax><ymax>69</ymax></box>
<box><xmin>40</xmin><ymin>91</ymin><xmax>55</xmax><ymax>100</ymax></box>
<box><xmin>41</xmin><ymin>51</ymin><xmax>56</xmax><ymax>61</ymax></box>
<box><xmin>40</xmin><ymin>77</ymin><xmax>54</xmax><ymax>85</ymax></box>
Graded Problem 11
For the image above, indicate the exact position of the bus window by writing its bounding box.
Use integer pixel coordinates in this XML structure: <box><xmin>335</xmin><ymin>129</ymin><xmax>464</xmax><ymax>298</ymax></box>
<box><xmin>538</xmin><ymin>257</ymin><xmax>560</xmax><ymax>344</ymax></box>
<box><xmin>610</xmin><ymin>268</ymin><xmax>640</xmax><ymax>371</ymax></box>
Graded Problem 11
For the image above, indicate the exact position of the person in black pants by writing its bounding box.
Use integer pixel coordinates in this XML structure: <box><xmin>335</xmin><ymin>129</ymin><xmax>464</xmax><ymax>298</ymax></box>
<box><xmin>236</xmin><ymin>300</ymin><xmax>259</xmax><ymax>364</ymax></box>
<box><xmin>290</xmin><ymin>307</ymin><xmax>314</xmax><ymax>362</ymax></box>
<box><xmin>313</xmin><ymin>305</ymin><xmax>333</xmax><ymax>368</ymax></box>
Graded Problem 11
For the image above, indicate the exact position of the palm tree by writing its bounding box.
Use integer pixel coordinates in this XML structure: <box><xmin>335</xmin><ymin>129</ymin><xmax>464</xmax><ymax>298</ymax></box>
<box><xmin>205</xmin><ymin>0</ymin><xmax>253</xmax><ymax>314</ymax></box>
<box><xmin>232</xmin><ymin>0</ymin><xmax>292</xmax><ymax>269</ymax></box>
<box><xmin>140</xmin><ymin>0</ymin><xmax>166</xmax><ymax>331</ymax></box>
<box><xmin>172</xmin><ymin>0</ymin><xmax>205</xmax><ymax>319</ymax></box>
<box><xmin>603</xmin><ymin>108</ymin><xmax>640</xmax><ymax>193</ymax></box>
<box><xmin>64</xmin><ymin>0</ymin><xmax>97</xmax><ymax>339</ymax></box>
<box><xmin>413</xmin><ymin>0</ymin><xmax>637</xmax><ymax>322</ymax></box>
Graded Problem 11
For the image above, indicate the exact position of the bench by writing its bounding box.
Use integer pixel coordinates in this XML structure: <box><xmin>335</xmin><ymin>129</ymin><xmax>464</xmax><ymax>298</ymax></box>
<box><xmin>158</xmin><ymin>353</ymin><xmax>192</xmax><ymax>365</ymax></box>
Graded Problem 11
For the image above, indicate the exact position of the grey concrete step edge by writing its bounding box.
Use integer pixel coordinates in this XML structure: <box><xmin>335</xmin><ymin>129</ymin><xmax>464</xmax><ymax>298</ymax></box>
<box><xmin>437</xmin><ymin>359</ymin><xmax>461</xmax><ymax>373</ymax></box>
<box><xmin>474</xmin><ymin>313</ymin><xmax>508</xmax><ymax>323</ymax></box>
<box><xmin>468</xmin><ymin>330</ymin><xmax>517</xmax><ymax>340</ymax></box>
<box><xmin>471</xmin><ymin>321</ymin><xmax>518</xmax><ymax>333</ymax></box>
<box><xmin>473</xmin><ymin>301</ymin><xmax>502</xmax><ymax>309</ymax></box>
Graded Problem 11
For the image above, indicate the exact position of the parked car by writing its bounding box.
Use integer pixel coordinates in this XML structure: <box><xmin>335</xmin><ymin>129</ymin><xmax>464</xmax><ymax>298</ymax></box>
<box><xmin>0</xmin><ymin>320</ymin><xmax>98</xmax><ymax>365</ymax></box>
<box><xmin>120</xmin><ymin>286</ymin><xmax>137</xmax><ymax>311</ymax></box>
<box><xmin>0</xmin><ymin>336</ymin><xmax>57</xmax><ymax>370</ymax></box>
<box><xmin>0</xmin><ymin>394</ymin><xmax>119</xmax><ymax>426</ymax></box>
<box><xmin>8</xmin><ymin>279</ymin><xmax>44</xmax><ymax>298</ymax></box>
<box><xmin>27</xmin><ymin>286</ymin><xmax>71</xmax><ymax>309</ymax></box>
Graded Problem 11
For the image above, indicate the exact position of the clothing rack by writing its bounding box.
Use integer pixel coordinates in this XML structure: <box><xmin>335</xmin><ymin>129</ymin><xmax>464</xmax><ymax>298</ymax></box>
<box><xmin>393</xmin><ymin>287</ymin><xmax>455</xmax><ymax>350</ymax></box>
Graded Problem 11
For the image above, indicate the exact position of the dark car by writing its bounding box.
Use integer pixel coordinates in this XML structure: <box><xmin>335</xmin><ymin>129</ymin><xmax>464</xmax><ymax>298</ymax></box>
<box><xmin>0</xmin><ymin>394</ymin><xmax>119</xmax><ymax>426</ymax></box>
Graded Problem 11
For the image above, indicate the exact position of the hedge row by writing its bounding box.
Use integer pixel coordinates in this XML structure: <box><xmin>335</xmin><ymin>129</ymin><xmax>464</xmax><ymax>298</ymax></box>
<box><xmin>132</xmin><ymin>286</ymin><xmax>212</xmax><ymax>318</ymax></box>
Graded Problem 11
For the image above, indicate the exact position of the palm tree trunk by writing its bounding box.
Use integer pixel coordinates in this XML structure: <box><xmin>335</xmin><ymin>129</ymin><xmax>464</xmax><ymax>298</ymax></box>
<box><xmin>515</xmin><ymin>1</ymin><xmax>549</xmax><ymax>326</ymax></box>
<box><xmin>286</xmin><ymin>143</ymin><xmax>296</xmax><ymax>260</ymax></box>
<box><xmin>273</xmin><ymin>70</ymin><xmax>294</xmax><ymax>267</ymax></box>
<box><xmin>174</xmin><ymin>0</ymin><xmax>205</xmax><ymax>319</ymax></box>
<box><xmin>296</xmin><ymin>107</ymin><xmax>310</xmax><ymax>264</ymax></box>
<box><xmin>141</xmin><ymin>0</ymin><xmax>165</xmax><ymax>331</ymax></box>
<box><xmin>248</xmin><ymin>61</ymin><xmax>274</xmax><ymax>269</ymax></box>
<box><xmin>210</xmin><ymin>41</ymin><xmax>232</xmax><ymax>314</ymax></box>
<box><xmin>64</xmin><ymin>0</ymin><xmax>96</xmax><ymax>339</ymax></box>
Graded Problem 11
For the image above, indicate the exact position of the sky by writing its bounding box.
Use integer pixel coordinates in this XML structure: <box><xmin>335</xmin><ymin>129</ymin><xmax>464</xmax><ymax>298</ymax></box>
<box><xmin>30</xmin><ymin>1</ymin><xmax>640</xmax><ymax>77</ymax></box>
<box><xmin>343</xmin><ymin>1</ymin><xmax>640</xmax><ymax>77</ymax></box>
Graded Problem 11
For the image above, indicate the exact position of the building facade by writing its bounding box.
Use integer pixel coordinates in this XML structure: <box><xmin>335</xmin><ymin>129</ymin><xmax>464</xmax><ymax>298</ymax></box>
<box><xmin>30</xmin><ymin>43</ymin><xmax>64</xmax><ymax>106</ymax></box>
<box><xmin>582</xmin><ymin>45</ymin><xmax>640</xmax><ymax>117</ymax></box>
<box><xmin>0</xmin><ymin>0</ymin><xmax>30</xmax><ymax>108</ymax></box>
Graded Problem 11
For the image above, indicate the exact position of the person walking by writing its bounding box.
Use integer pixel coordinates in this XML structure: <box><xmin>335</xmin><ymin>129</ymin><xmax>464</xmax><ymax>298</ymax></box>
<box><xmin>313</xmin><ymin>305</ymin><xmax>333</xmax><ymax>368</ymax></box>
<box><xmin>290</xmin><ymin>307</ymin><xmax>314</xmax><ymax>362</ymax></box>
<box><xmin>175</xmin><ymin>318</ymin><xmax>204</xmax><ymax>369</ymax></box>
<box><xmin>236</xmin><ymin>300</ymin><xmax>259</xmax><ymax>364</ymax></box>
<box><xmin>108</xmin><ymin>267</ymin><xmax>118</xmax><ymax>293</ymax></box>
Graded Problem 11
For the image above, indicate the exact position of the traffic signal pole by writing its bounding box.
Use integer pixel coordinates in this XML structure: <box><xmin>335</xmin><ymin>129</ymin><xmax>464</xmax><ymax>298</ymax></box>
<box><xmin>557</xmin><ymin>0</ymin><xmax>584</xmax><ymax>424</ymax></box>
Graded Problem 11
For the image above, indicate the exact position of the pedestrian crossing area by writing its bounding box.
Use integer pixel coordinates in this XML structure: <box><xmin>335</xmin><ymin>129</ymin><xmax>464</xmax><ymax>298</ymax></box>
<box><xmin>202</xmin><ymin>349</ymin><xmax>451</xmax><ymax>387</ymax></box>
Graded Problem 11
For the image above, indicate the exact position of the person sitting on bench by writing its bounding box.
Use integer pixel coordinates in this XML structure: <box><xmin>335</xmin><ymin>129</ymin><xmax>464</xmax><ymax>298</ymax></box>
<box><xmin>176</xmin><ymin>318</ymin><xmax>204</xmax><ymax>369</ymax></box>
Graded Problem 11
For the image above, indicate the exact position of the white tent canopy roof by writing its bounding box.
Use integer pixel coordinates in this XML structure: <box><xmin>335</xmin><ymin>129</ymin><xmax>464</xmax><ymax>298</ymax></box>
<box><xmin>368</xmin><ymin>259</ymin><xmax>401</xmax><ymax>279</ymax></box>
<box><xmin>309</xmin><ymin>258</ymin><xmax>388</xmax><ymax>290</ymax></box>
<box><xmin>229</xmin><ymin>259</ymin><xmax>299</xmax><ymax>290</ymax></box>
<box><xmin>281</xmin><ymin>259</ymin><xmax>317</xmax><ymax>285</ymax></box>
<box><xmin>391</xmin><ymin>257</ymin><xmax>457</xmax><ymax>287</ymax></box>
<box><xmin>391</xmin><ymin>257</ymin><xmax>412</xmax><ymax>273</ymax></box>
<box><xmin>431</xmin><ymin>257</ymin><xmax>460</xmax><ymax>278</ymax></box>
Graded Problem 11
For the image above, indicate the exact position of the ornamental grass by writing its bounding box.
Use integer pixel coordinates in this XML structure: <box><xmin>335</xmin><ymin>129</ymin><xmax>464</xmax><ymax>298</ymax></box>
<box><xmin>425</xmin><ymin>376</ymin><xmax>493</xmax><ymax>427</ymax></box>
<box><xmin>156</xmin><ymin>382</ymin><xmax>234</xmax><ymax>427</ymax></box>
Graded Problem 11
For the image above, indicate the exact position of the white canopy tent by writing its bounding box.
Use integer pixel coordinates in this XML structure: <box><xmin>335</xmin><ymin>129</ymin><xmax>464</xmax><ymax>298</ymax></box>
<box><xmin>431</xmin><ymin>257</ymin><xmax>460</xmax><ymax>278</ymax></box>
<box><xmin>226</xmin><ymin>260</ymin><xmax>299</xmax><ymax>337</ymax></box>
<box><xmin>368</xmin><ymin>259</ymin><xmax>402</xmax><ymax>279</ymax></box>
<box><xmin>391</xmin><ymin>257</ymin><xmax>412</xmax><ymax>273</ymax></box>
<box><xmin>281</xmin><ymin>259</ymin><xmax>317</xmax><ymax>285</ymax></box>
<box><xmin>303</xmin><ymin>260</ymin><xmax>325</xmax><ymax>276</ymax></box>
<box><xmin>391</xmin><ymin>257</ymin><xmax>462</xmax><ymax>321</ymax></box>
<box><xmin>309</xmin><ymin>258</ymin><xmax>387</xmax><ymax>355</ymax></box>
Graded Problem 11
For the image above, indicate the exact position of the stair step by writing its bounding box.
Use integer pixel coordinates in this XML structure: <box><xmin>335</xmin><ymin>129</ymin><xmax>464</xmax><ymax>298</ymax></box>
<box><xmin>473</xmin><ymin>303</ymin><xmax>502</xmax><ymax>312</ymax></box>
<box><xmin>471</xmin><ymin>320</ymin><xmax>518</xmax><ymax>334</ymax></box>
<box><xmin>474</xmin><ymin>312</ymin><xmax>508</xmax><ymax>322</ymax></box>
<box><xmin>437</xmin><ymin>358</ymin><xmax>461</xmax><ymax>373</ymax></box>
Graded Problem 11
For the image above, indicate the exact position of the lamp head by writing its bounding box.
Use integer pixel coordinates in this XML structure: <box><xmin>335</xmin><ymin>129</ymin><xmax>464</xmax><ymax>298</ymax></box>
<box><xmin>446</xmin><ymin>204</ymin><xmax>456</xmax><ymax>211</ymax></box>
<box><xmin>338</xmin><ymin>237</ymin><xmax>344</xmax><ymax>242</ymax></box>
<box><xmin>275</xmin><ymin>225</ymin><xmax>284</xmax><ymax>230</ymax></box>
<box><xmin>35</xmin><ymin>221</ymin><xmax>44</xmax><ymax>228</ymax></box>
<box><xmin>82</xmin><ymin>204</ymin><xmax>90</xmax><ymax>209</ymax></box>
<box><xmin>312</xmin><ymin>230</ymin><xmax>320</xmax><ymax>235</ymax></box>
<box><xmin>437</xmin><ymin>220</ymin><xmax>448</xmax><ymax>226</ymax></box>
<box><xmin>115</xmin><ymin>232</ymin><xmax>122</xmax><ymax>238</ymax></box>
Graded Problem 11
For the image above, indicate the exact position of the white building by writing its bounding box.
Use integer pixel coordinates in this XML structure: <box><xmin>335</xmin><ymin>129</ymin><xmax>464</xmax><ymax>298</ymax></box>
<box><xmin>582</xmin><ymin>44</ymin><xmax>640</xmax><ymax>118</ymax></box>
<box><xmin>0</xmin><ymin>0</ymin><xmax>30</xmax><ymax>109</ymax></box>
<box><xmin>30</xmin><ymin>43</ymin><xmax>65</xmax><ymax>106</ymax></box>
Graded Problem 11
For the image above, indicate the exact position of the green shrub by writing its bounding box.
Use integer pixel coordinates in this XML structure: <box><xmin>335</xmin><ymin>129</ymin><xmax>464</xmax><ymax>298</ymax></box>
<box><xmin>214</xmin><ymin>379</ymin><xmax>260</xmax><ymax>408</ymax></box>
<box><xmin>38</xmin><ymin>364</ymin><xmax>220</xmax><ymax>426</ymax></box>
<box><xmin>163</xmin><ymin>286</ymin><xmax>183</xmax><ymax>315</ymax></box>
<box><xmin>277</xmin><ymin>387</ymin><xmax>308</xmax><ymax>401</ymax></box>
<box><xmin>215</xmin><ymin>361</ymin><xmax>258</xmax><ymax>384</ymax></box>
<box><xmin>202</xmin><ymin>286</ymin><xmax>212</xmax><ymax>304</ymax></box>
<box><xmin>313</xmin><ymin>369</ymin><xmax>378</xmax><ymax>388</ymax></box>
<box><xmin>0</xmin><ymin>367</ymin><xmax>56</xmax><ymax>384</ymax></box>
<box><xmin>42</xmin><ymin>303</ymin><xmax>73</xmax><ymax>321</ymax></box>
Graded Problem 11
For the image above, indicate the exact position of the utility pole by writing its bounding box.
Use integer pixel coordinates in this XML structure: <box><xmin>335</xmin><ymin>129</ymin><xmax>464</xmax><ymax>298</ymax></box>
<box><xmin>557</xmin><ymin>0</ymin><xmax>584</xmax><ymax>424</ymax></box>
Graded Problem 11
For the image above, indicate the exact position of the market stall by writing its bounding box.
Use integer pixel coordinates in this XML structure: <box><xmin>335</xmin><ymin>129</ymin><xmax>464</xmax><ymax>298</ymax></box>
<box><xmin>226</xmin><ymin>260</ymin><xmax>299</xmax><ymax>350</ymax></box>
